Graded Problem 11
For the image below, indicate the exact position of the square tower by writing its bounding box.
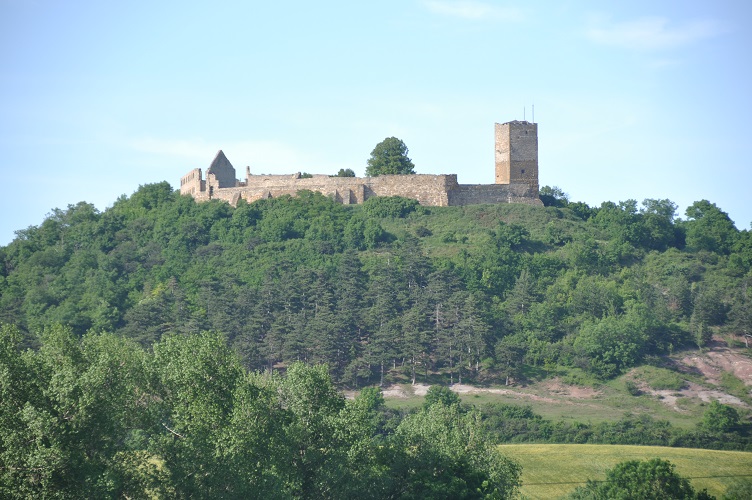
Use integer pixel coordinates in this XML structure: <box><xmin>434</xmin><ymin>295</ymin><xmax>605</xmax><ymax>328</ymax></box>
<box><xmin>495</xmin><ymin>121</ymin><xmax>538</xmax><ymax>192</ymax></box>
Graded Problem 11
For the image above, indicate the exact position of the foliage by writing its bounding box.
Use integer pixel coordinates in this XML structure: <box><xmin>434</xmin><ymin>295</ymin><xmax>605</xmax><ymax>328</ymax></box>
<box><xmin>0</xmin><ymin>181</ymin><xmax>748</xmax><ymax>395</ymax></box>
<box><xmin>423</xmin><ymin>385</ymin><xmax>462</xmax><ymax>410</ymax></box>
<box><xmin>539</xmin><ymin>185</ymin><xmax>569</xmax><ymax>208</ymax></box>
<box><xmin>639</xmin><ymin>366</ymin><xmax>687</xmax><ymax>391</ymax></box>
<box><xmin>334</xmin><ymin>168</ymin><xmax>356</xmax><ymax>177</ymax></box>
<box><xmin>567</xmin><ymin>458</ymin><xmax>713</xmax><ymax>499</ymax></box>
<box><xmin>361</xmin><ymin>195</ymin><xmax>420</xmax><ymax>218</ymax></box>
<box><xmin>700</xmin><ymin>401</ymin><xmax>740</xmax><ymax>434</ymax></box>
<box><xmin>366</xmin><ymin>137</ymin><xmax>416</xmax><ymax>176</ymax></box>
<box><xmin>0</xmin><ymin>329</ymin><xmax>518</xmax><ymax>498</ymax></box>
<box><xmin>683</xmin><ymin>200</ymin><xmax>737</xmax><ymax>254</ymax></box>
<box><xmin>573</xmin><ymin>314</ymin><xmax>648</xmax><ymax>378</ymax></box>
<box><xmin>504</xmin><ymin>443</ymin><xmax>752</xmax><ymax>500</ymax></box>
<box><xmin>722</xmin><ymin>479</ymin><xmax>752</xmax><ymax>500</ymax></box>
<box><xmin>393</xmin><ymin>403</ymin><xmax>521</xmax><ymax>499</ymax></box>
<box><xmin>479</xmin><ymin>403</ymin><xmax>752</xmax><ymax>451</ymax></box>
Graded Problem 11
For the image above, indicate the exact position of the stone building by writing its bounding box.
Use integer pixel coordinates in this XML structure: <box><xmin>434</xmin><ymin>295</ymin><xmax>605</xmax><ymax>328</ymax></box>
<box><xmin>180</xmin><ymin>121</ymin><xmax>542</xmax><ymax>207</ymax></box>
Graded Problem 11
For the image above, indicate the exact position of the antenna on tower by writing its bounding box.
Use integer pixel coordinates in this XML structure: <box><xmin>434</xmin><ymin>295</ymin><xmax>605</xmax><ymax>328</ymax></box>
<box><xmin>524</xmin><ymin>107</ymin><xmax>526</xmax><ymax>121</ymax></box>
<box><xmin>532</xmin><ymin>104</ymin><xmax>535</xmax><ymax>123</ymax></box>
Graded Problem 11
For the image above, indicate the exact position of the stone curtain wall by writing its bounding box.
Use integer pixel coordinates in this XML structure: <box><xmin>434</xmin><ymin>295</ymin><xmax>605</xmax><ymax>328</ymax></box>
<box><xmin>180</xmin><ymin>168</ymin><xmax>205</xmax><ymax>197</ymax></box>
<box><xmin>199</xmin><ymin>174</ymin><xmax>459</xmax><ymax>207</ymax></box>
<box><xmin>448</xmin><ymin>184</ymin><xmax>542</xmax><ymax>206</ymax></box>
<box><xmin>186</xmin><ymin>171</ymin><xmax>542</xmax><ymax>208</ymax></box>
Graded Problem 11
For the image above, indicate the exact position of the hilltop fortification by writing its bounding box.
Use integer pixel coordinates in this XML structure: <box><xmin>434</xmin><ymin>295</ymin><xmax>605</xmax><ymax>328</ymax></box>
<box><xmin>180</xmin><ymin>121</ymin><xmax>542</xmax><ymax>207</ymax></box>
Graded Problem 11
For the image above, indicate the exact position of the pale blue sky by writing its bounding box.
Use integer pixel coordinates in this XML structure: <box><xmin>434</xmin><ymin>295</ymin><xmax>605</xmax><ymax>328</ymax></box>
<box><xmin>1</xmin><ymin>1</ymin><xmax>750</xmax><ymax>245</ymax></box>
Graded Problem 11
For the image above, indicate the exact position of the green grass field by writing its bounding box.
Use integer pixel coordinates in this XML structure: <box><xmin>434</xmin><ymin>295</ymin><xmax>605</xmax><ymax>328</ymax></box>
<box><xmin>382</xmin><ymin>372</ymin><xmax>708</xmax><ymax>429</ymax></box>
<box><xmin>499</xmin><ymin>444</ymin><xmax>752</xmax><ymax>499</ymax></box>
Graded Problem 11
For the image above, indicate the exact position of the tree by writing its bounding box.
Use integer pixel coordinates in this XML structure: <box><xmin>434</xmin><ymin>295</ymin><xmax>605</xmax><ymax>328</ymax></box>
<box><xmin>391</xmin><ymin>403</ymin><xmax>521</xmax><ymax>499</ymax></box>
<box><xmin>495</xmin><ymin>339</ymin><xmax>524</xmax><ymax>386</ymax></box>
<box><xmin>728</xmin><ymin>277</ymin><xmax>752</xmax><ymax>347</ymax></box>
<box><xmin>574</xmin><ymin>314</ymin><xmax>648</xmax><ymax>378</ymax></box>
<box><xmin>700</xmin><ymin>401</ymin><xmax>740</xmax><ymax>433</ymax></box>
<box><xmin>640</xmin><ymin>198</ymin><xmax>680</xmax><ymax>251</ymax></box>
<box><xmin>423</xmin><ymin>385</ymin><xmax>461</xmax><ymax>410</ymax></box>
<box><xmin>539</xmin><ymin>185</ymin><xmax>569</xmax><ymax>207</ymax></box>
<box><xmin>684</xmin><ymin>200</ymin><xmax>737</xmax><ymax>254</ymax></box>
<box><xmin>568</xmin><ymin>458</ymin><xmax>713</xmax><ymax>499</ymax></box>
<box><xmin>366</xmin><ymin>137</ymin><xmax>416</xmax><ymax>176</ymax></box>
<box><xmin>723</xmin><ymin>479</ymin><xmax>752</xmax><ymax>500</ymax></box>
<box><xmin>334</xmin><ymin>168</ymin><xmax>356</xmax><ymax>177</ymax></box>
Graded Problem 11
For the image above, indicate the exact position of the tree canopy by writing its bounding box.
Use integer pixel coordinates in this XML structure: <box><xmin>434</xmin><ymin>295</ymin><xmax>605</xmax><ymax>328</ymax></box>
<box><xmin>0</xmin><ymin>325</ymin><xmax>521</xmax><ymax>498</ymax></box>
<box><xmin>567</xmin><ymin>458</ymin><xmax>713</xmax><ymax>499</ymax></box>
<box><xmin>2</xmin><ymin>184</ymin><xmax>752</xmax><ymax>389</ymax></box>
<box><xmin>366</xmin><ymin>137</ymin><xmax>416</xmax><ymax>176</ymax></box>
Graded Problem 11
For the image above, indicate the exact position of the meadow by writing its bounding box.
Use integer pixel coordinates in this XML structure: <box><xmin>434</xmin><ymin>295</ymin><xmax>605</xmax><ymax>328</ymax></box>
<box><xmin>499</xmin><ymin>443</ymin><xmax>752</xmax><ymax>499</ymax></box>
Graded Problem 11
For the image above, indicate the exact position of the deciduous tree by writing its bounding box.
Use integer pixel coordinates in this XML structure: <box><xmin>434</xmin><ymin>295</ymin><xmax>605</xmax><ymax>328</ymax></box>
<box><xmin>366</xmin><ymin>137</ymin><xmax>416</xmax><ymax>176</ymax></box>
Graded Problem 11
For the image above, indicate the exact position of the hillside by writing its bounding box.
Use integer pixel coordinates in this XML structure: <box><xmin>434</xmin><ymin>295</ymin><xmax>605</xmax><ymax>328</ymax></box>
<box><xmin>1</xmin><ymin>184</ymin><xmax>751</xmax><ymax>403</ymax></box>
<box><xmin>2</xmin><ymin>183</ymin><xmax>752</xmax><ymax>496</ymax></box>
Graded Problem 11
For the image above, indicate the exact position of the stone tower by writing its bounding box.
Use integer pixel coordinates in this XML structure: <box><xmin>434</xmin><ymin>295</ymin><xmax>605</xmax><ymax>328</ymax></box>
<box><xmin>494</xmin><ymin>121</ymin><xmax>538</xmax><ymax>193</ymax></box>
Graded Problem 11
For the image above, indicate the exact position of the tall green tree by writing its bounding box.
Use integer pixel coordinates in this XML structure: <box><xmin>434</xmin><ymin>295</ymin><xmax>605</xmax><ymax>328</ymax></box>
<box><xmin>684</xmin><ymin>200</ymin><xmax>738</xmax><ymax>254</ymax></box>
<box><xmin>391</xmin><ymin>403</ymin><xmax>521</xmax><ymax>499</ymax></box>
<box><xmin>366</xmin><ymin>137</ymin><xmax>416</xmax><ymax>176</ymax></box>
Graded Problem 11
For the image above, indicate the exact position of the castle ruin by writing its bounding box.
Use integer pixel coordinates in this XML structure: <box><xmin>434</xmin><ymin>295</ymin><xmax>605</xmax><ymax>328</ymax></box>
<box><xmin>180</xmin><ymin>121</ymin><xmax>542</xmax><ymax>207</ymax></box>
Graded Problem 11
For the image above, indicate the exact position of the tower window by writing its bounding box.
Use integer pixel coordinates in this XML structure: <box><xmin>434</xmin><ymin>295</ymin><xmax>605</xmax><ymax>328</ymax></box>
<box><xmin>521</xmin><ymin>169</ymin><xmax>525</xmax><ymax>174</ymax></box>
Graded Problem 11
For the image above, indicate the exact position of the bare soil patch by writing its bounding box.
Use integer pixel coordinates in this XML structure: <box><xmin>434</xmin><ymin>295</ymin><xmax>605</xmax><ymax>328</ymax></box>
<box><xmin>678</xmin><ymin>341</ymin><xmax>752</xmax><ymax>386</ymax></box>
<box><xmin>542</xmin><ymin>378</ymin><xmax>601</xmax><ymax>399</ymax></box>
<box><xmin>639</xmin><ymin>340</ymin><xmax>752</xmax><ymax>412</ymax></box>
<box><xmin>380</xmin><ymin>383</ymin><xmax>430</xmax><ymax>399</ymax></box>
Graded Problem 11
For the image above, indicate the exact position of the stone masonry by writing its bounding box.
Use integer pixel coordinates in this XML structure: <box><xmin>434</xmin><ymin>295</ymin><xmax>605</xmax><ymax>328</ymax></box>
<box><xmin>180</xmin><ymin>121</ymin><xmax>543</xmax><ymax>208</ymax></box>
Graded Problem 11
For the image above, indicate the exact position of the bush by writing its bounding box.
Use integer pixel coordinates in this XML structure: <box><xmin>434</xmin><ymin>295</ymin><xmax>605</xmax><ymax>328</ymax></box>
<box><xmin>414</xmin><ymin>225</ymin><xmax>432</xmax><ymax>237</ymax></box>
<box><xmin>361</xmin><ymin>196</ymin><xmax>420</xmax><ymax>218</ymax></box>
<box><xmin>720</xmin><ymin>372</ymin><xmax>749</xmax><ymax>402</ymax></box>
<box><xmin>625</xmin><ymin>380</ymin><xmax>642</xmax><ymax>396</ymax></box>
<box><xmin>567</xmin><ymin>458</ymin><xmax>713</xmax><ymax>499</ymax></box>
<box><xmin>423</xmin><ymin>385</ymin><xmax>461</xmax><ymax>409</ymax></box>
<box><xmin>701</xmin><ymin>401</ymin><xmax>740</xmax><ymax>433</ymax></box>
<box><xmin>643</xmin><ymin>367</ymin><xmax>687</xmax><ymax>391</ymax></box>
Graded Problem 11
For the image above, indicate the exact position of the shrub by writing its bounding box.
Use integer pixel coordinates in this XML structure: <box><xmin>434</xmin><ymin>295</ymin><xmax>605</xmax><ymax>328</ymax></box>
<box><xmin>644</xmin><ymin>367</ymin><xmax>686</xmax><ymax>391</ymax></box>
<box><xmin>701</xmin><ymin>401</ymin><xmax>740</xmax><ymax>433</ymax></box>
<box><xmin>414</xmin><ymin>225</ymin><xmax>432</xmax><ymax>237</ymax></box>
<box><xmin>567</xmin><ymin>458</ymin><xmax>713</xmax><ymax>499</ymax></box>
<box><xmin>625</xmin><ymin>380</ymin><xmax>642</xmax><ymax>396</ymax></box>
<box><xmin>361</xmin><ymin>196</ymin><xmax>420</xmax><ymax>218</ymax></box>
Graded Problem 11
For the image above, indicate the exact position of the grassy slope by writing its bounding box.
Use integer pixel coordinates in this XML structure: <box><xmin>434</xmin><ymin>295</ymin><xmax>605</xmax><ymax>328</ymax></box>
<box><xmin>383</xmin><ymin>364</ymin><xmax>711</xmax><ymax>429</ymax></box>
<box><xmin>499</xmin><ymin>443</ymin><xmax>752</xmax><ymax>499</ymax></box>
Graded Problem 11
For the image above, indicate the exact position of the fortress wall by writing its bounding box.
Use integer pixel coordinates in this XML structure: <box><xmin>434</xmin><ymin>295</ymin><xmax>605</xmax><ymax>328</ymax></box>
<box><xmin>208</xmin><ymin>174</ymin><xmax>460</xmax><ymax>207</ymax></box>
<box><xmin>180</xmin><ymin>168</ymin><xmax>205</xmax><ymax>196</ymax></box>
<box><xmin>448</xmin><ymin>184</ymin><xmax>543</xmax><ymax>207</ymax></box>
<box><xmin>365</xmin><ymin>174</ymin><xmax>456</xmax><ymax>206</ymax></box>
<box><xmin>183</xmin><ymin>172</ymin><xmax>542</xmax><ymax>208</ymax></box>
<box><xmin>181</xmin><ymin>120</ymin><xmax>541</xmax><ymax>208</ymax></box>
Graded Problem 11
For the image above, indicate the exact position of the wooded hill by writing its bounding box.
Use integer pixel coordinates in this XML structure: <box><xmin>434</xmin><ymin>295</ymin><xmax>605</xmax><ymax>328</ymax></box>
<box><xmin>1</xmin><ymin>183</ymin><xmax>751</xmax><ymax>387</ymax></box>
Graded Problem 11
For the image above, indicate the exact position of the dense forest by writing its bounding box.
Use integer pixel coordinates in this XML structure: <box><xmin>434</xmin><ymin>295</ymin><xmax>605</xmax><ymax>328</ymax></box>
<box><xmin>1</xmin><ymin>183</ymin><xmax>751</xmax><ymax>386</ymax></box>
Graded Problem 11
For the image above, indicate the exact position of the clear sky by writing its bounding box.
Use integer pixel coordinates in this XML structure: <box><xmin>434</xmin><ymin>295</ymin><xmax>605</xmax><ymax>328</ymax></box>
<box><xmin>1</xmin><ymin>1</ymin><xmax>750</xmax><ymax>246</ymax></box>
